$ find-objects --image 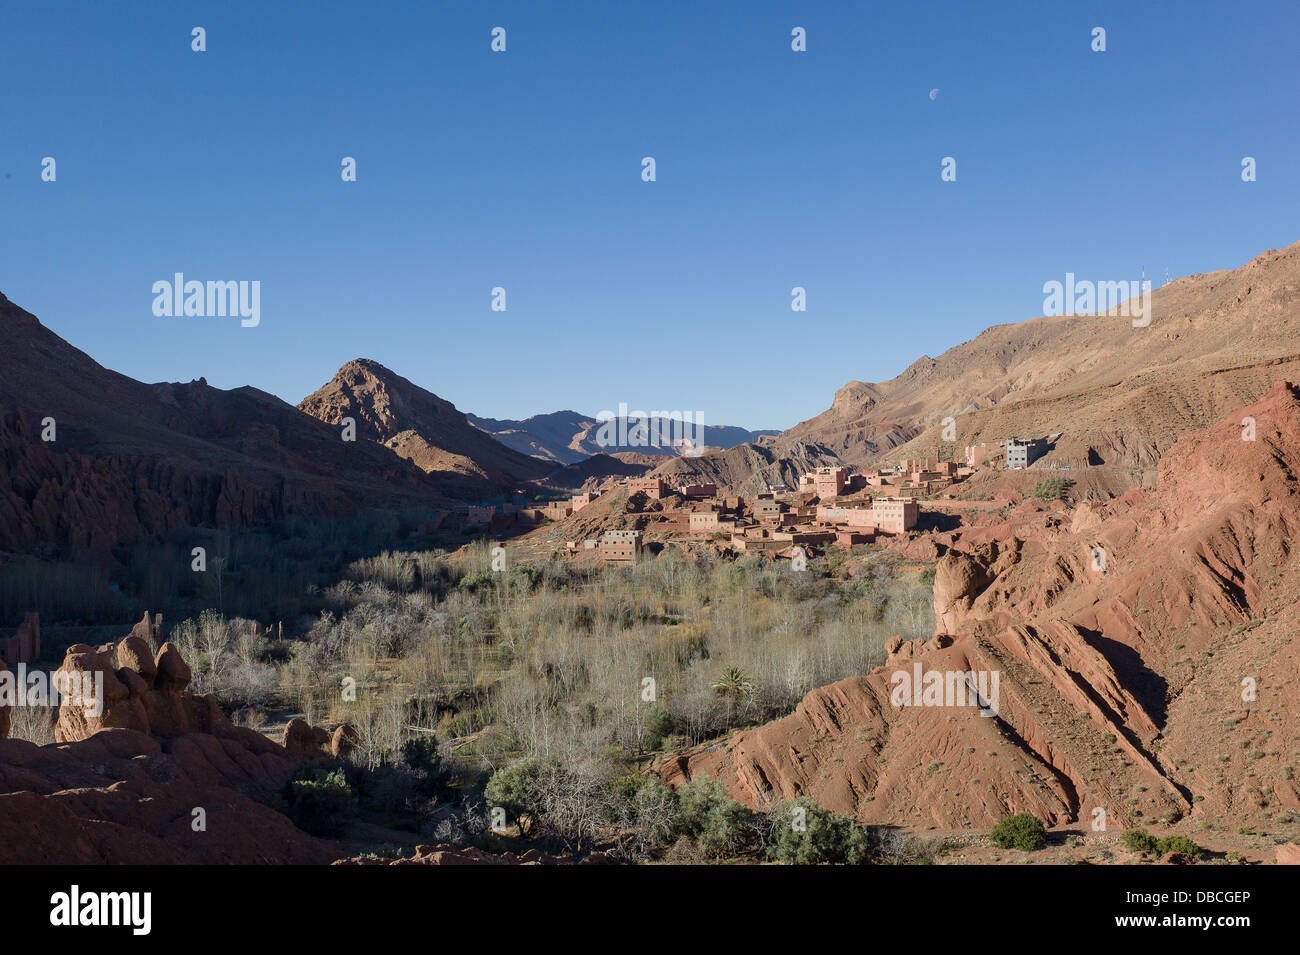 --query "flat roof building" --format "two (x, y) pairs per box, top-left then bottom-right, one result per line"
(1006, 437), (1044, 470)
